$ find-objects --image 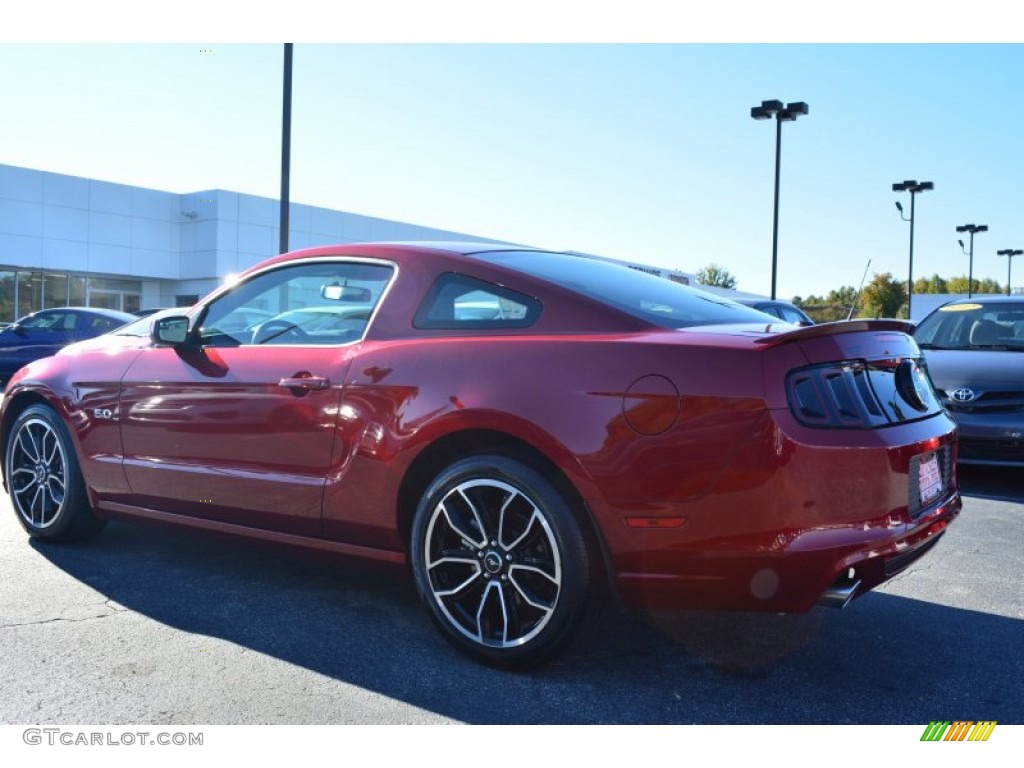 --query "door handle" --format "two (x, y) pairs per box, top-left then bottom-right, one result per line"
(278, 374), (331, 391)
